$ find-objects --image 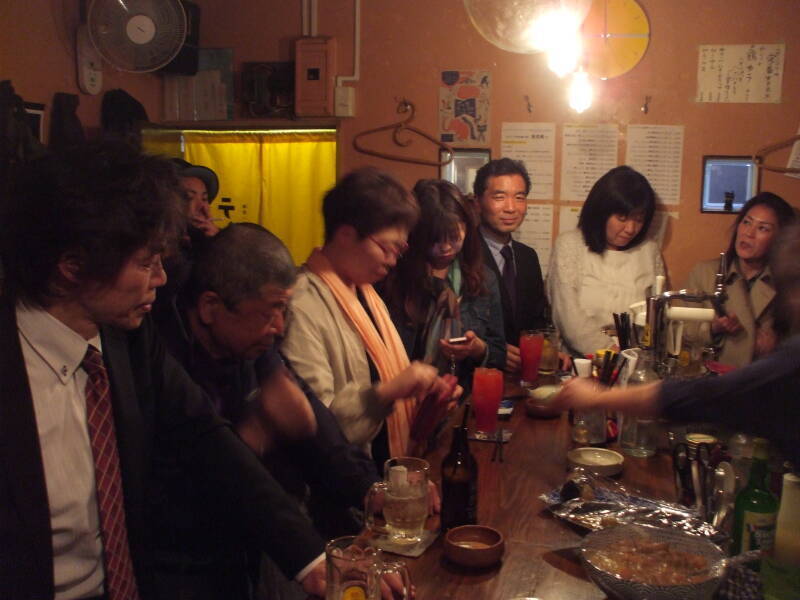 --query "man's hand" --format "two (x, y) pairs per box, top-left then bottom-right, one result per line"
(300, 560), (326, 597)
(504, 343), (521, 374)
